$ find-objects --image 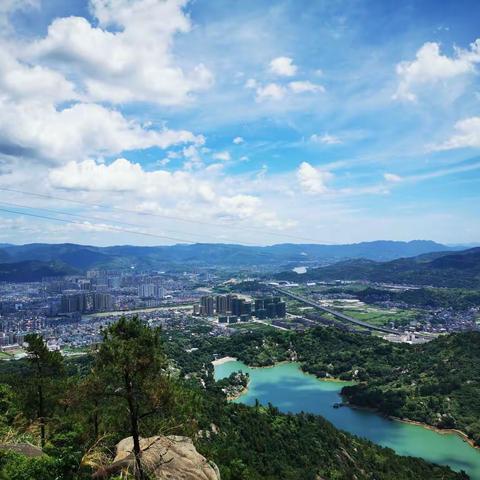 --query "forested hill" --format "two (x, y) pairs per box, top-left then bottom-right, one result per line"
(0, 319), (466, 480)
(0, 240), (455, 273)
(276, 247), (480, 287)
(183, 327), (480, 447)
(0, 260), (77, 282)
